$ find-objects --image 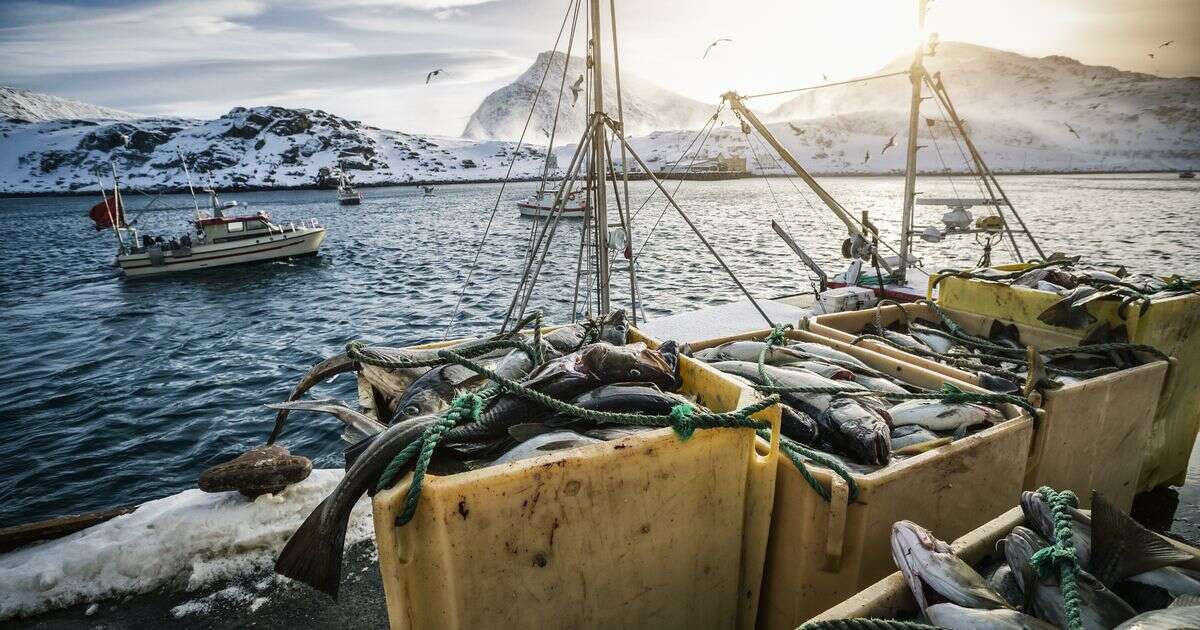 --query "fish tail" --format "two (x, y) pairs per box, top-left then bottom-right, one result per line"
(275, 496), (348, 599)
